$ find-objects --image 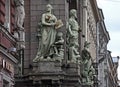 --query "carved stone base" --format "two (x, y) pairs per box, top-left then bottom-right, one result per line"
(32, 61), (62, 73)
(16, 61), (82, 87)
(65, 62), (80, 75)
